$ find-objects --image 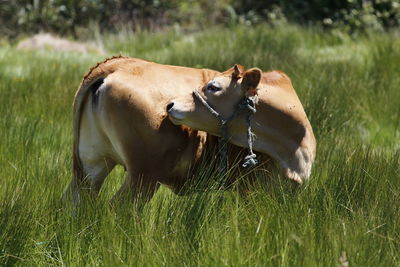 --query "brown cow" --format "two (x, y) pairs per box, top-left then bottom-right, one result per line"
(64, 56), (315, 204)
(168, 65), (316, 184)
(64, 56), (218, 204)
